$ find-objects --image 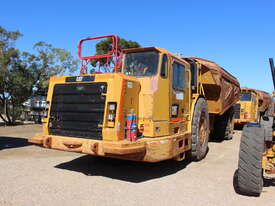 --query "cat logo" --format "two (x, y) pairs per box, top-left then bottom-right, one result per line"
(76, 76), (83, 82)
